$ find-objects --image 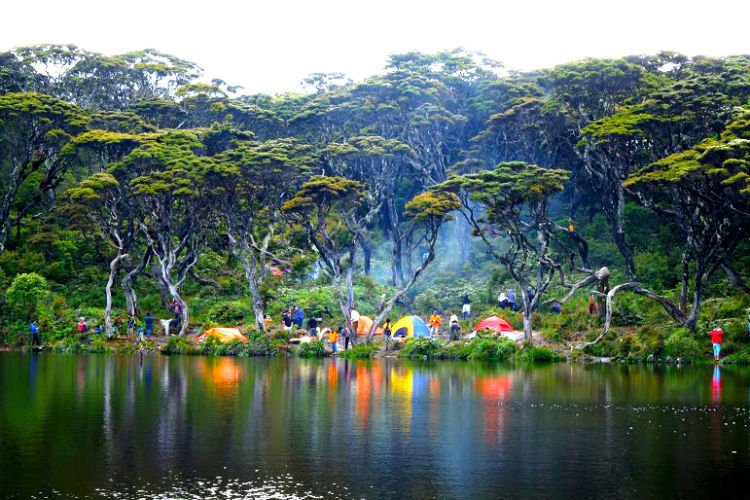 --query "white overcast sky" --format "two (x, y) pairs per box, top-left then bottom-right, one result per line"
(2, 0), (748, 95)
